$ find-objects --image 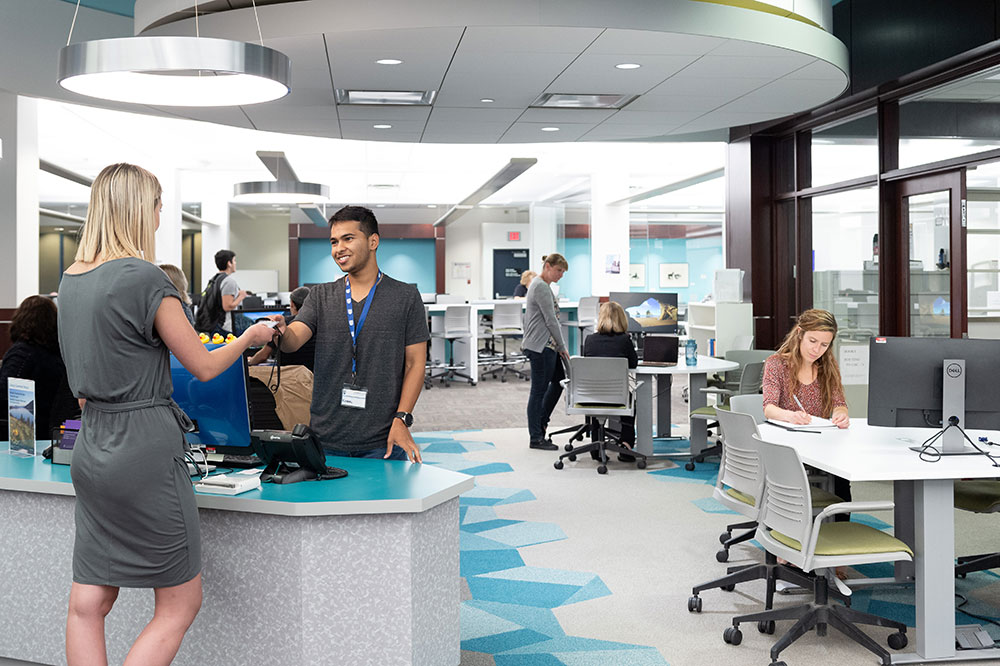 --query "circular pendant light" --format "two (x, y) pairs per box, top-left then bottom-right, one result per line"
(58, 36), (291, 107)
(233, 181), (330, 204)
